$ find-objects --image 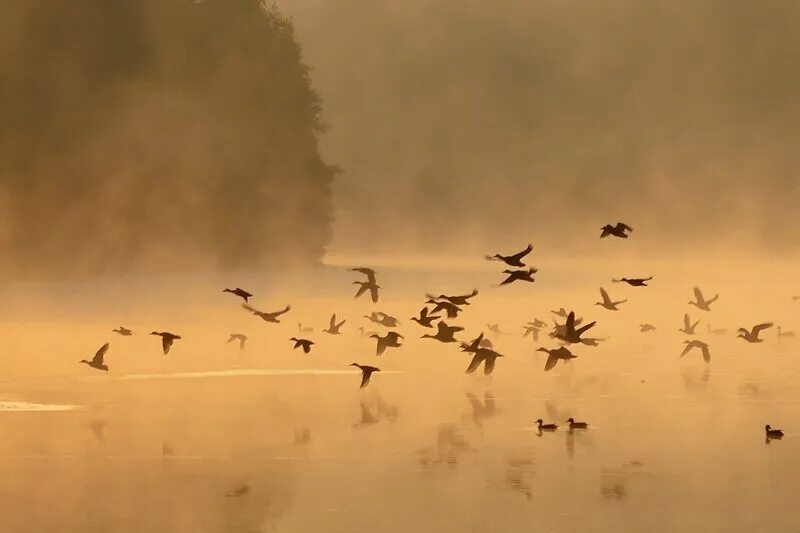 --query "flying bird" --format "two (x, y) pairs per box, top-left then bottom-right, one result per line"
(350, 363), (380, 388)
(151, 332), (181, 355)
(112, 327), (133, 336)
(411, 307), (441, 328)
(681, 340), (711, 363)
(537, 346), (577, 371)
(529, 318), (548, 328)
(465, 348), (504, 376)
(640, 324), (657, 333)
(243, 304), (291, 323)
(425, 289), (479, 306)
(737, 323), (773, 343)
(612, 277), (652, 287)
(364, 312), (400, 328)
(689, 287), (719, 312)
(289, 337), (314, 354)
(522, 325), (541, 341)
(460, 333), (485, 354)
(551, 308), (569, 318)
(351, 267), (377, 284)
(323, 314), (346, 335)
(600, 223), (633, 239)
(422, 321), (463, 343)
(370, 332), (403, 355)
(485, 243), (533, 267)
(227, 333), (248, 350)
(223, 288), (252, 302)
(556, 312), (596, 344)
(499, 268), (537, 286)
(425, 299), (463, 318)
(596, 287), (627, 311)
(679, 314), (700, 335)
(80, 343), (110, 372)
